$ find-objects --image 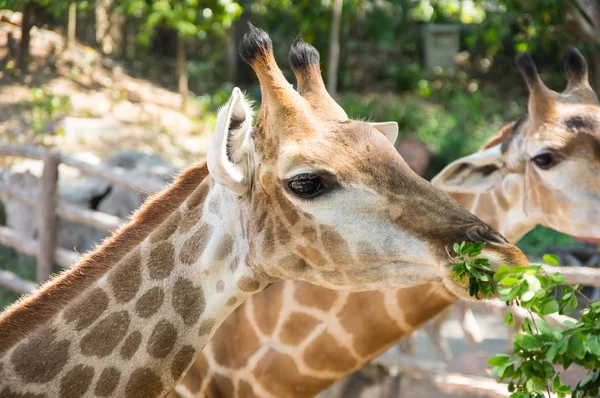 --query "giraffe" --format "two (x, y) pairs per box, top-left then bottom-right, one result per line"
(0, 26), (526, 398)
(169, 46), (600, 398)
